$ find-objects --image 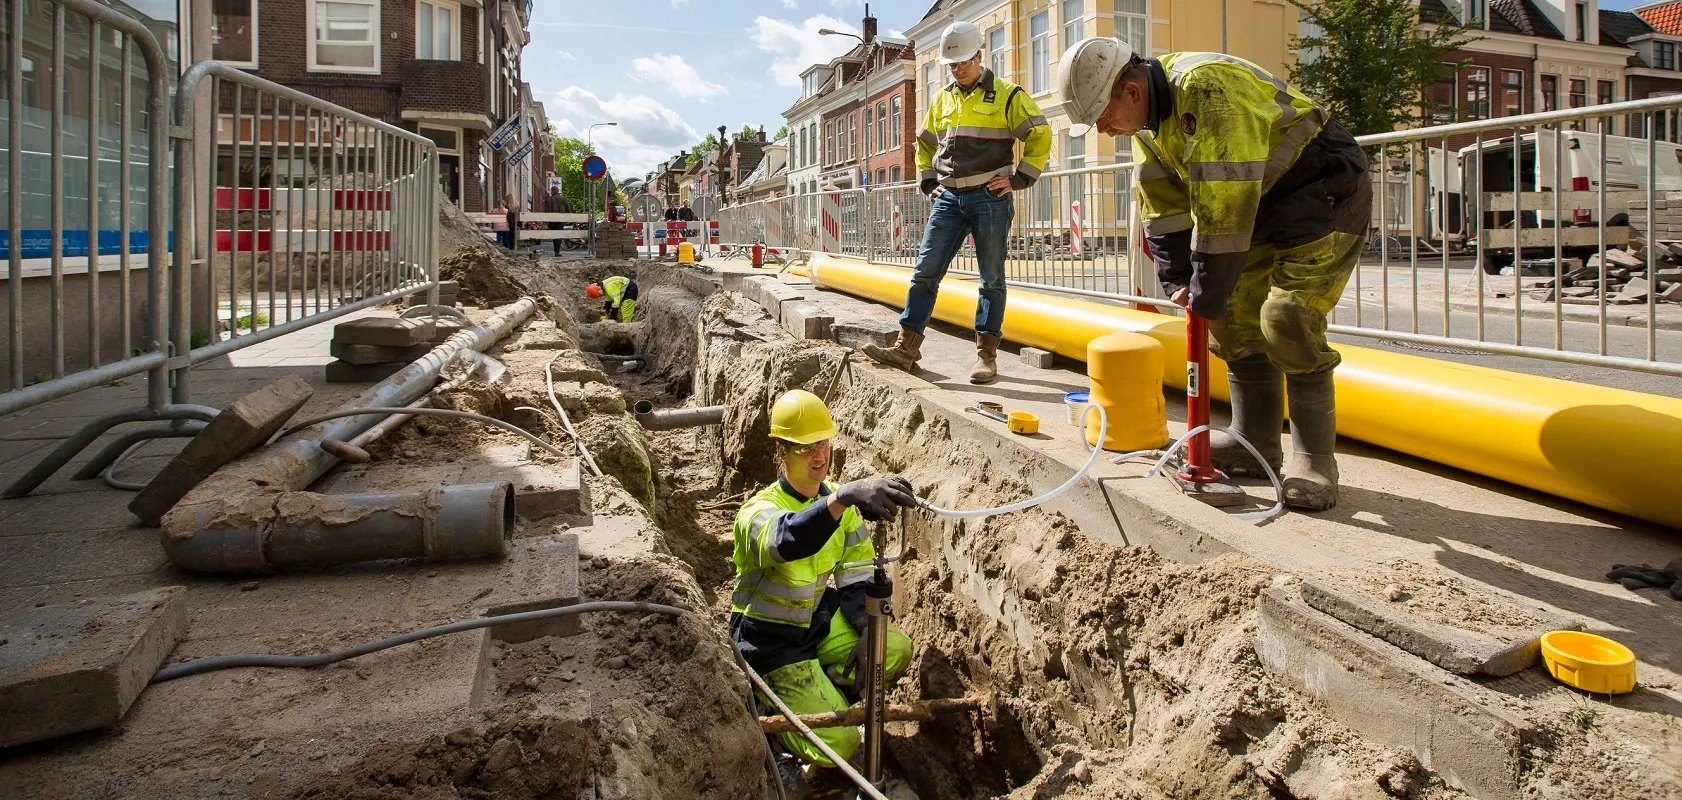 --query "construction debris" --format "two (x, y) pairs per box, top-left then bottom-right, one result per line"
(1525, 244), (1682, 305)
